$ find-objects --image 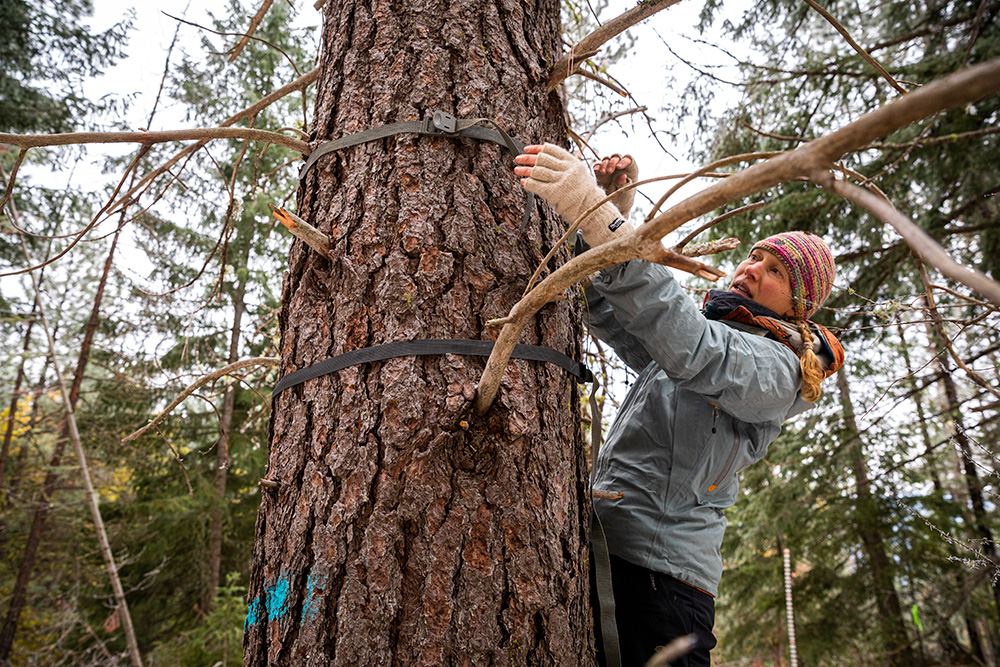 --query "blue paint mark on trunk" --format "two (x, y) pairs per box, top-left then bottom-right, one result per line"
(303, 572), (326, 620)
(245, 597), (262, 630)
(266, 576), (291, 622)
